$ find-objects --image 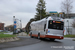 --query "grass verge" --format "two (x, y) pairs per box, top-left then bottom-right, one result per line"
(0, 32), (8, 34)
(25, 32), (29, 35)
(73, 39), (75, 41)
(0, 34), (16, 38)
(64, 35), (75, 38)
